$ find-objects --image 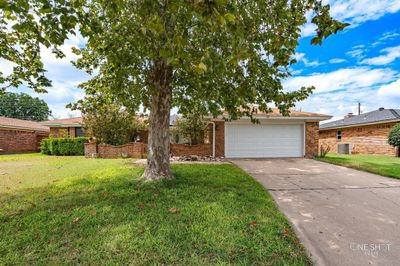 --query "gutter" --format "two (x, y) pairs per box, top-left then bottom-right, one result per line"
(206, 116), (332, 122)
(208, 122), (216, 157)
(0, 125), (49, 133)
(319, 119), (400, 131)
(41, 123), (82, 127)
